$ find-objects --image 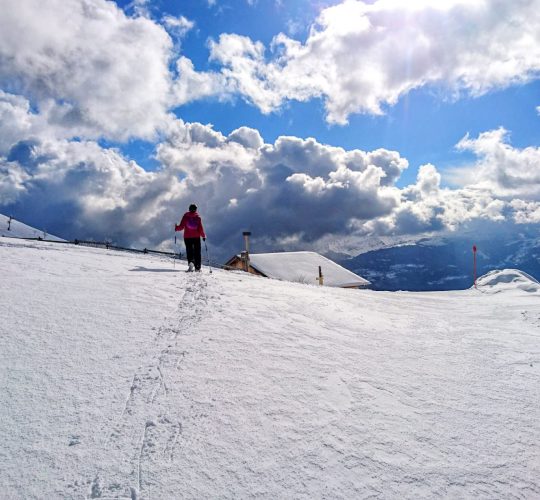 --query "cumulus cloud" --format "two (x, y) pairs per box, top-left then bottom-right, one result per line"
(163, 15), (195, 38)
(129, 0), (152, 18)
(0, 0), (175, 141)
(0, 91), (412, 256)
(0, 0), (239, 142)
(3, 0), (539, 262)
(180, 0), (540, 123)
(155, 125), (414, 248)
(227, 127), (264, 149)
(3, 0), (537, 147)
(510, 199), (540, 223)
(0, 90), (99, 147)
(451, 128), (540, 198)
(172, 57), (233, 106)
(0, 88), (538, 260)
(0, 160), (30, 206)
(357, 162), (507, 238)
